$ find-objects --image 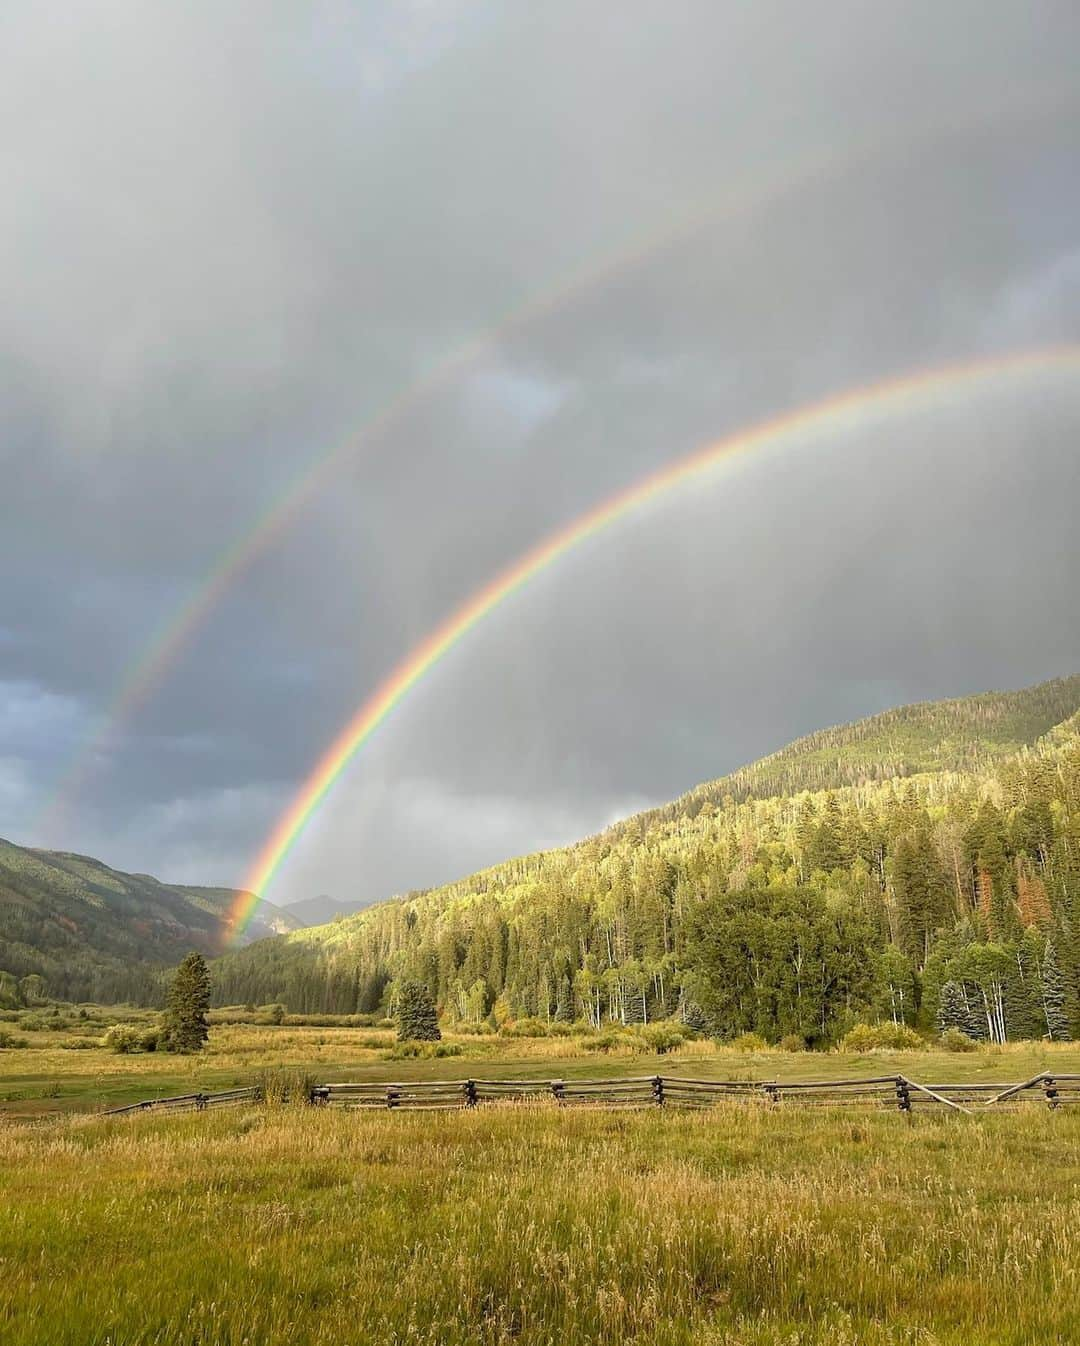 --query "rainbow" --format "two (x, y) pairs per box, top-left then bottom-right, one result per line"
(38, 143), (838, 840)
(41, 86), (1063, 841)
(229, 343), (1080, 935)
